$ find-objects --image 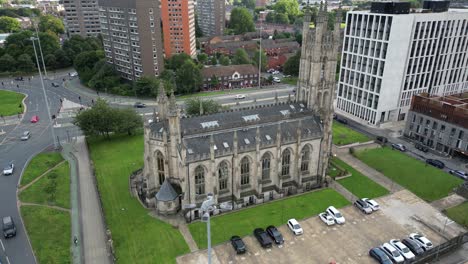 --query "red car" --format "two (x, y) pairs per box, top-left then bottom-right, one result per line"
(30, 115), (39, 123)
